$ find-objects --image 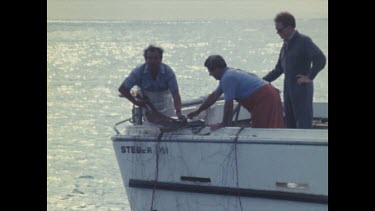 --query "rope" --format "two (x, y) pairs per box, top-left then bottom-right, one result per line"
(150, 131), (164, 211)
(233, 127), (244, 211)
